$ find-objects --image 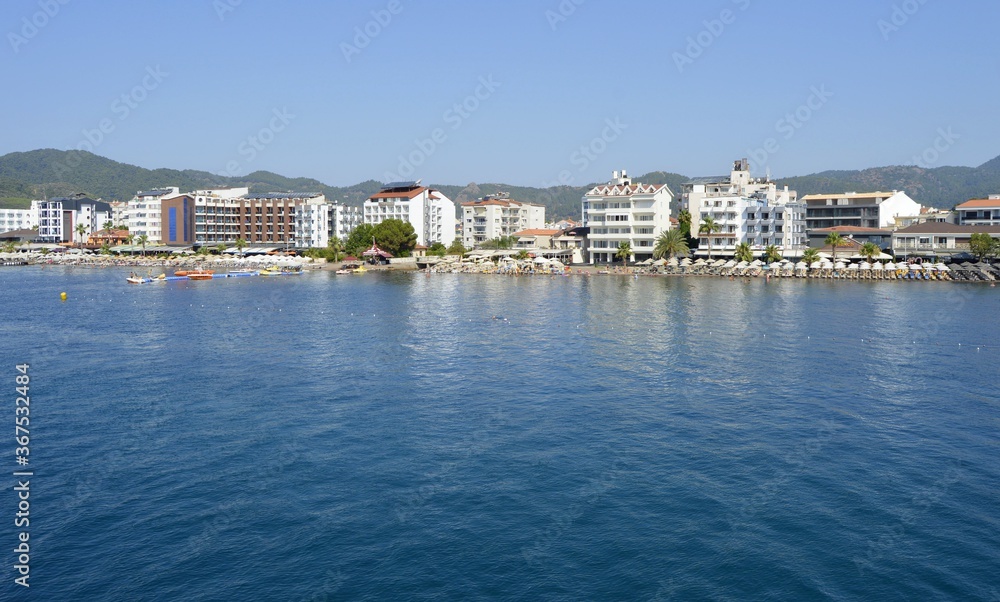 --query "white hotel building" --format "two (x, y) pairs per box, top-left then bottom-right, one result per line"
(461, 194), (545, 249)
(33, 197), (113, 244)
(684, 159), (806, 257)
(293, 201), (362, 249)
(582, 170), (673, 264)
(126, 187), (180, 244)
(0, 208), (37, 233)
(364, 181), (456, 247)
